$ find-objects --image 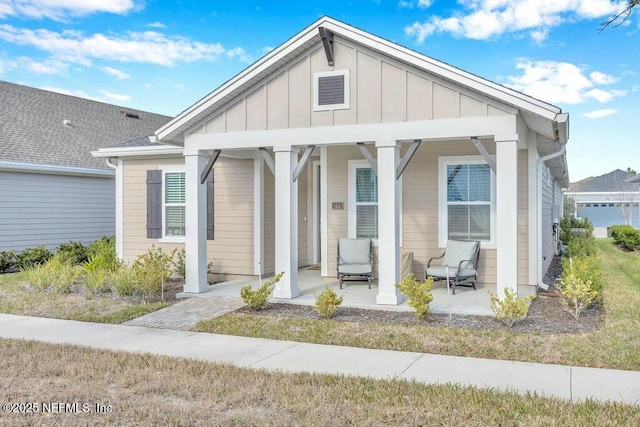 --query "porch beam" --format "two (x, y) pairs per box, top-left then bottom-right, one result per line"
(470, 137), (496, 173)
(357, 143), (377, 175)
(293, 145), (315, 182)
(396, 139), (421, 179)
(259, 147), (275, 176)
(185, 115), (518, 154)
(200, 149), (221, 184)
